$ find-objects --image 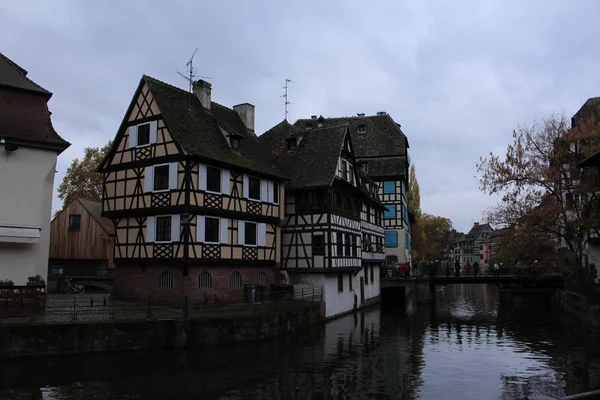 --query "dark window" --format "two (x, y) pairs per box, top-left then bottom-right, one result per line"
(207, 167), (221, 192)
(156, 216), (172, 242)
(348, 273), (353, 291)
(366, 206), (371, 223)
(245, 222), (257, 245)
(205, 217), (219, 243)
(337, 232), (343, 256)
(335, 191), (342, 208)
(370, 265), (374, 283)
(343, 196), (351, 213)
(249, 177), (261, 200)
(313, 234), (325, 255)
(357, 125), (366, 133)
(287, 138), (297, 149)
(231, 137), (239, 149)
(273, 182), (279, 203)
(338, 273), (343, 292)
(349, 165), (355, 184)
(359, 162), (368, 173)
(345, 233), (350, 256)
(257, 272), (268, 286)
(341, 161), (348, 180)
(154, 165), (170, 191)
(353, 200), (360, 218)
(230, 271), (242, 287)
(352, 236), (357, 257)
(199, 272), (212, 289)
(158, 271), (173, 289)
(137, 123), (150, 146)
(68, 214), (81, 231)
